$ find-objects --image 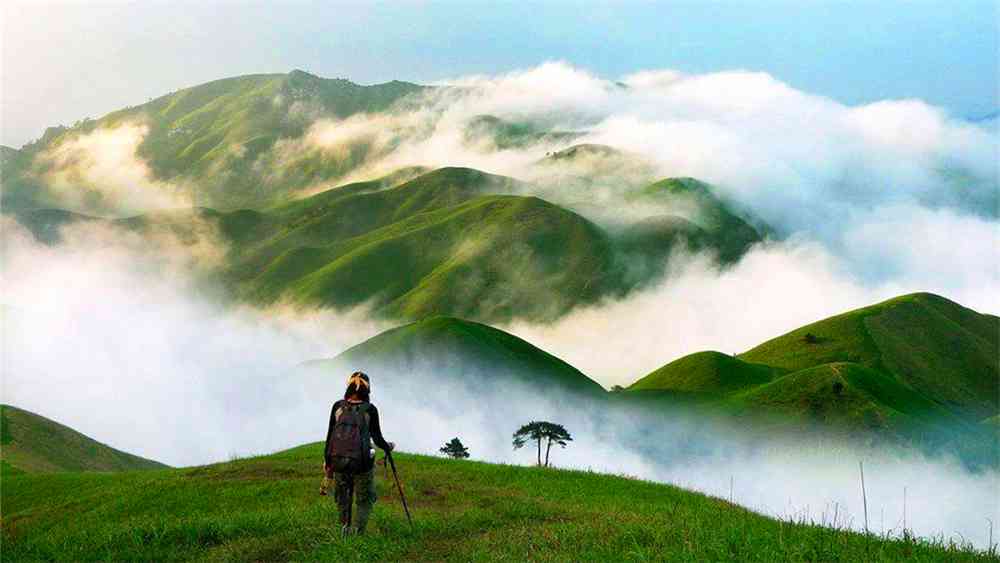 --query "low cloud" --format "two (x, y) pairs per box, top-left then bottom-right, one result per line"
(506, 207), (997, 386)
(32, 122), (191, 215)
